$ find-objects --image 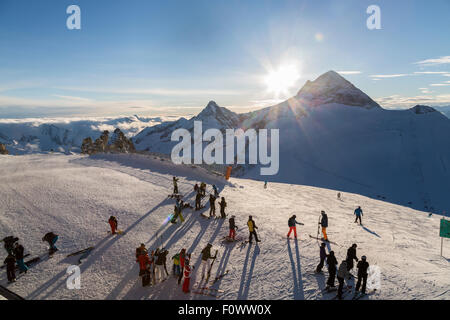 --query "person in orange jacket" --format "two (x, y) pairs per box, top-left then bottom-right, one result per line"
(182, 254), (193, 293)
(137, 250), (152, 287)
(108, 216), (118, 235)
